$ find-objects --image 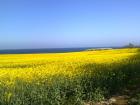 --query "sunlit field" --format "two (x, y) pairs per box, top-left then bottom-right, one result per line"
(0, 48), (140, 105)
